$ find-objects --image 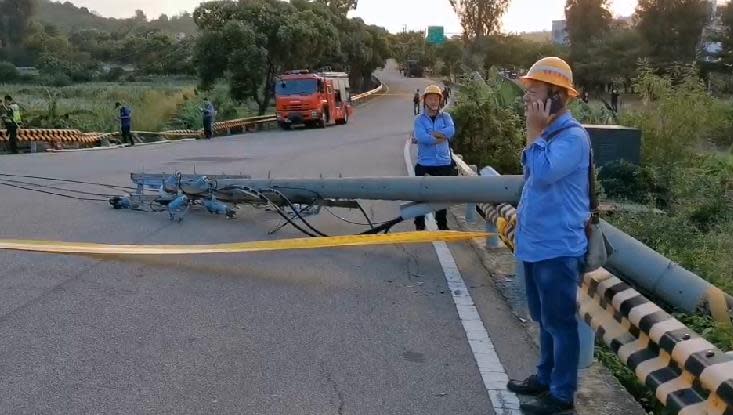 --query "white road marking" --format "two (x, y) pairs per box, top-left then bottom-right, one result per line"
(404, 138), (522, 414)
